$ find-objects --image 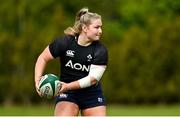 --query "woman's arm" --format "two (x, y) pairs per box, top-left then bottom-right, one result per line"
(58, 65), (107, 93)
(34, 46), (54, 95)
